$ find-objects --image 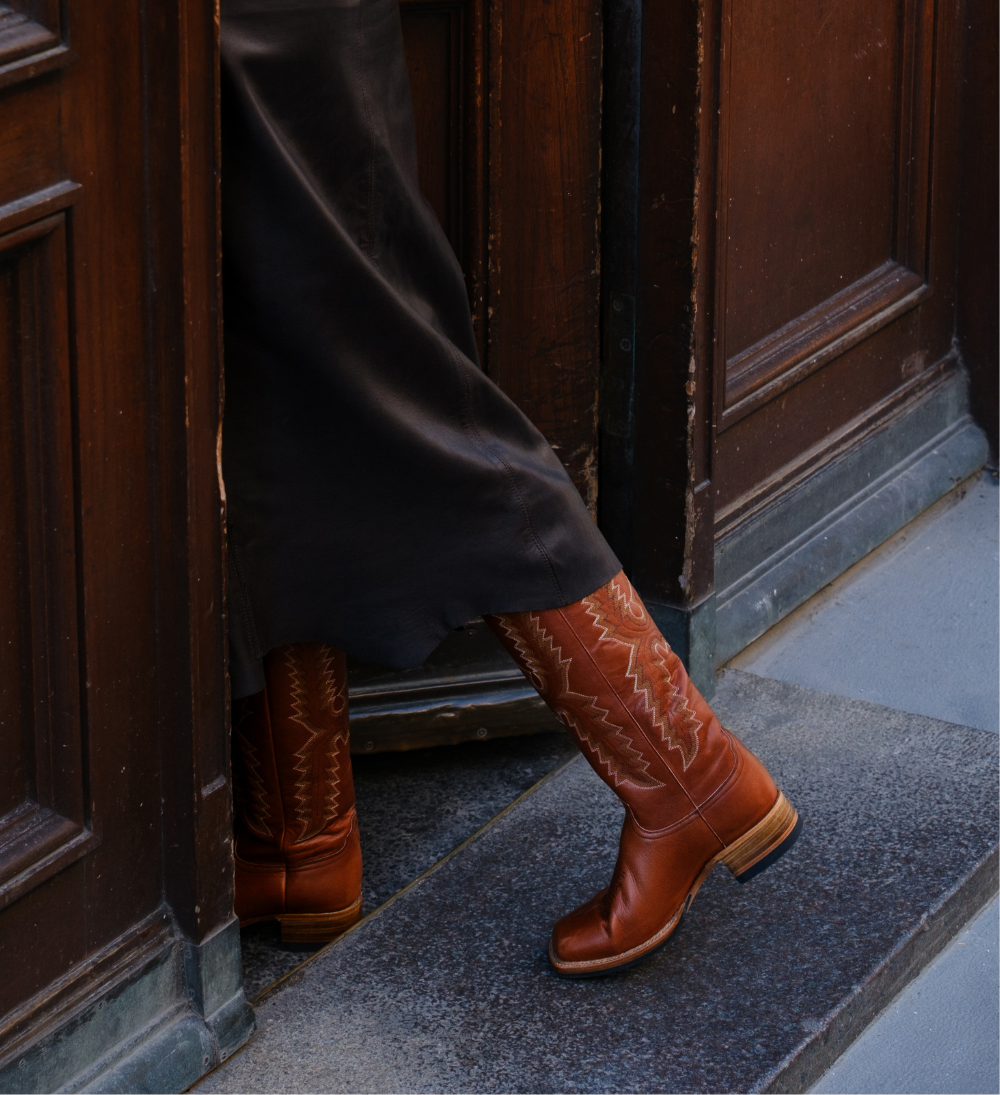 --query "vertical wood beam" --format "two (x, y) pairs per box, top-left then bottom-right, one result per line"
(601, 0), (719, 691)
